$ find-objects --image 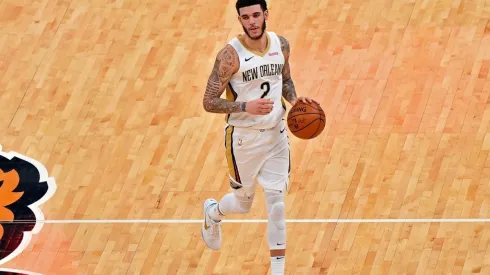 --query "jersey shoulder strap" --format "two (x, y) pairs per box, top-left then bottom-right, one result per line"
(267, 32), (280, 45)
(227, 36), (247, 57)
